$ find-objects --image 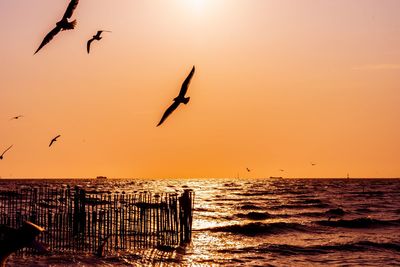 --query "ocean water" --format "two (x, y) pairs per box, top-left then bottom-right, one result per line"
(2, 178), (400, 266)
